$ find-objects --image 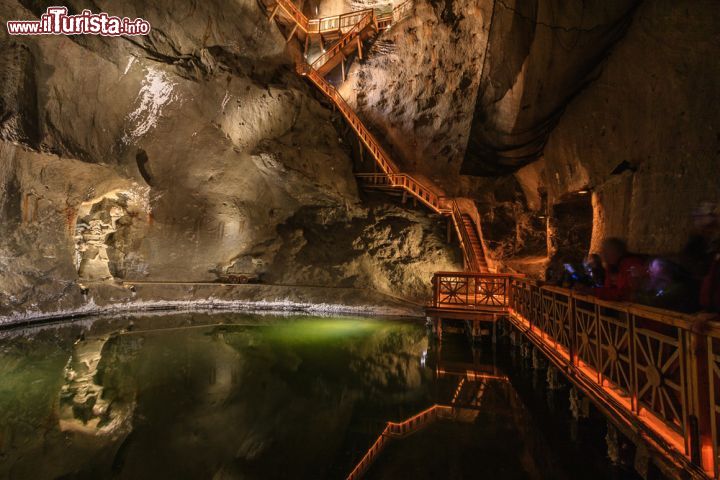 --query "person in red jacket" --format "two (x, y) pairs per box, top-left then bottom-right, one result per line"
(593, 238), (647, 301)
